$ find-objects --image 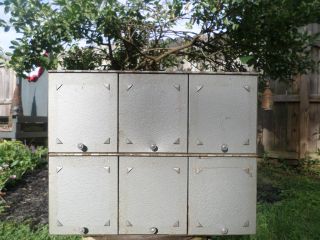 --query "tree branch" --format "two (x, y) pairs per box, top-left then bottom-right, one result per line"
(120, 36), (157, 62)
(153, 35), (201, 62)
